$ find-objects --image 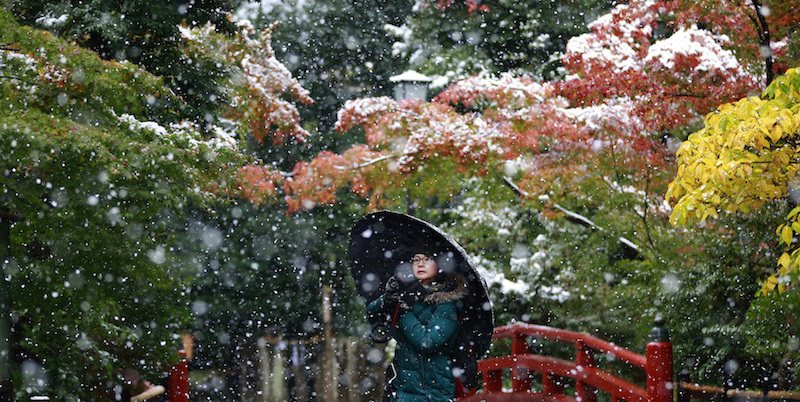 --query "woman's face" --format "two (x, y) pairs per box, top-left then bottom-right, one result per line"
(412, 253), (438, 285)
